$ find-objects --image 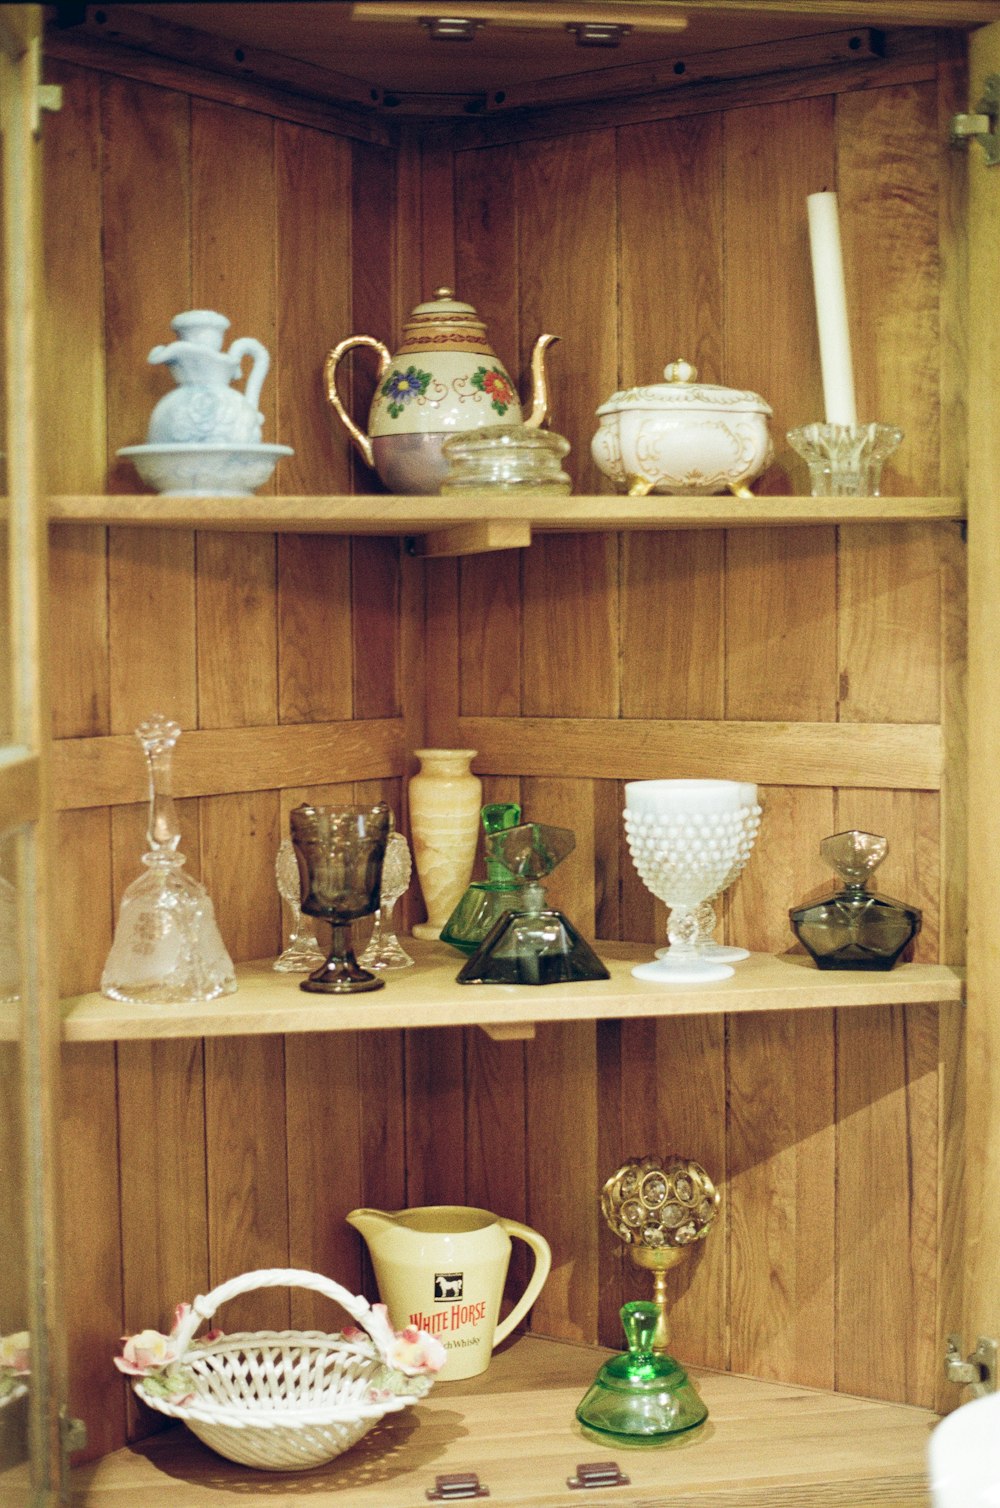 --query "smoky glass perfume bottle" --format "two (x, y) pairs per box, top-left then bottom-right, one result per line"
(789, 830), (921, 971)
